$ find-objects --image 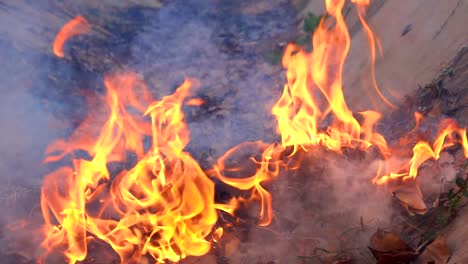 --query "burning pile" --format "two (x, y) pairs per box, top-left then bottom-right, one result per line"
(34, 0), (468, 263)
